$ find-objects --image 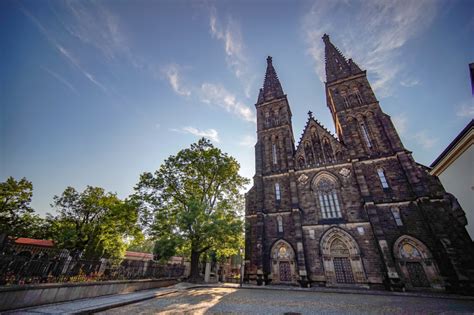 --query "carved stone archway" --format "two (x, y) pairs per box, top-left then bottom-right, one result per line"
(270, 239), (297, 284)
(393, 235), (444, 290)
(320, 227), (367, 286)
